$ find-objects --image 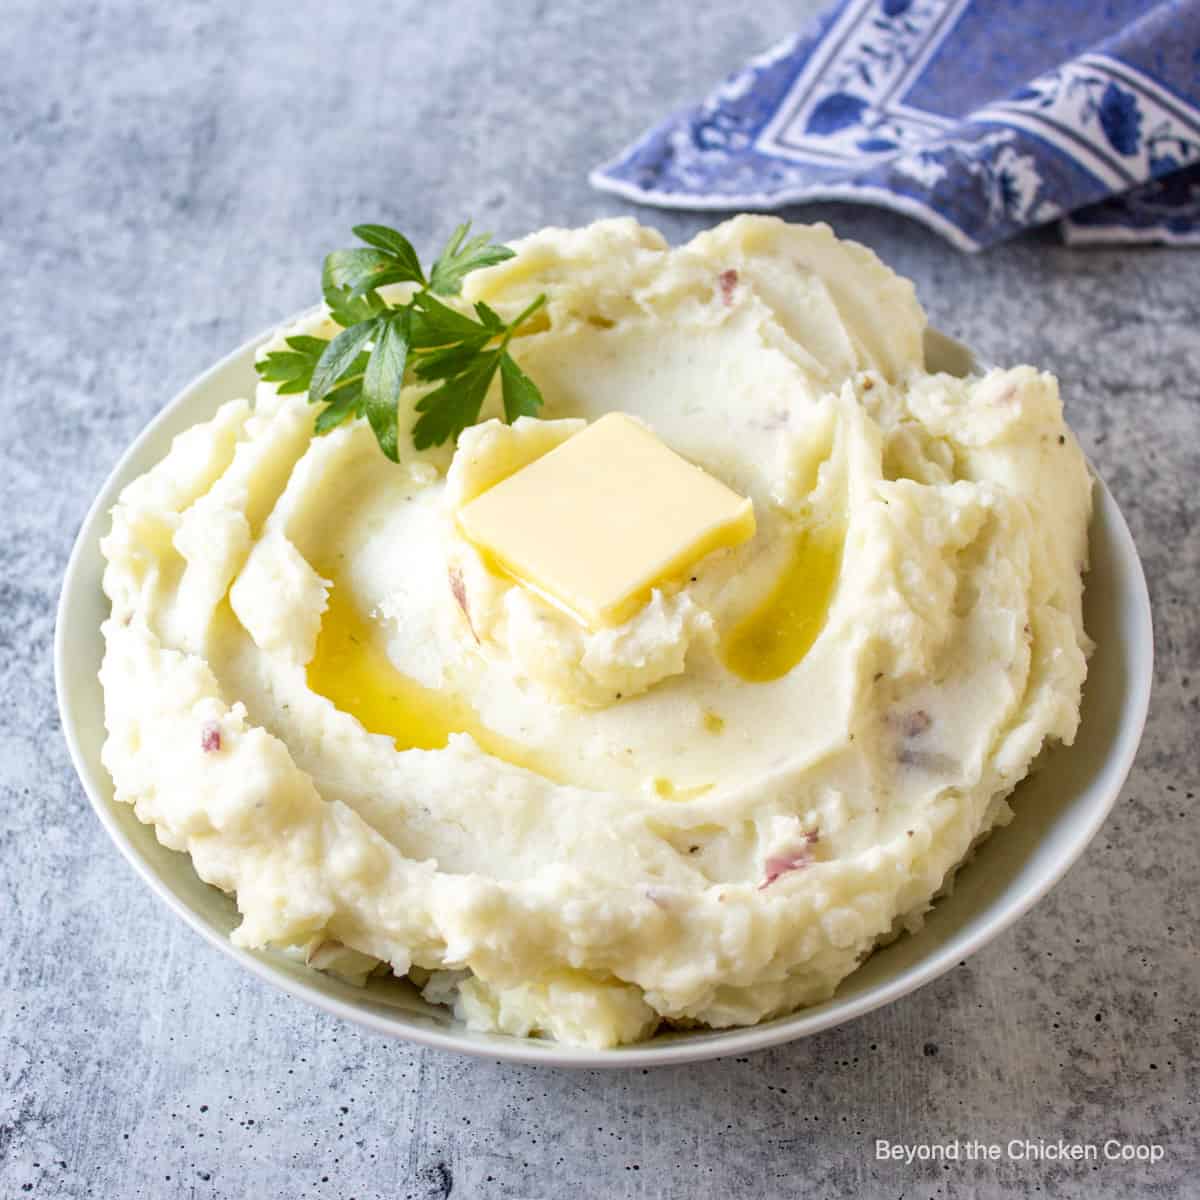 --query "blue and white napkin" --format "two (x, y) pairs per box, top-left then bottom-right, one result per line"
(591, 0), (1200, 250)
